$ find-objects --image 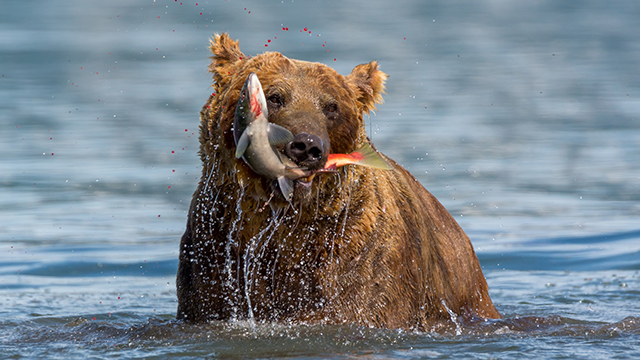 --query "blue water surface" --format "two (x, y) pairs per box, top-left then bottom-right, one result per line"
(1, 0), (639, 358)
